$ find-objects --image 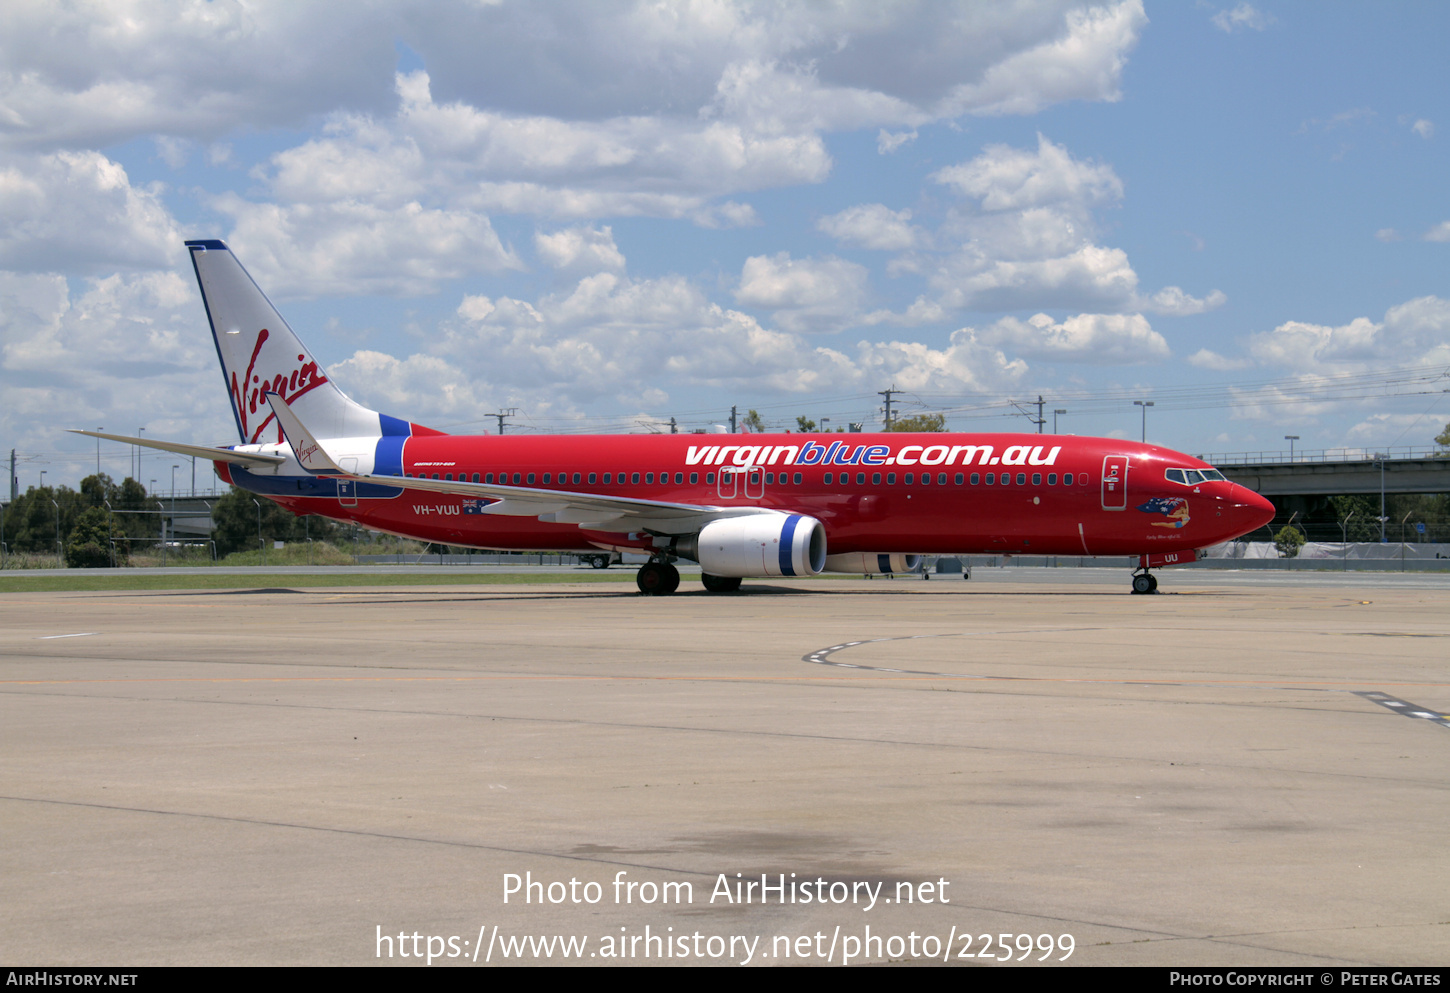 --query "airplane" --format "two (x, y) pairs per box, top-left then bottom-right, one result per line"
(72, 240), (1276, 595)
